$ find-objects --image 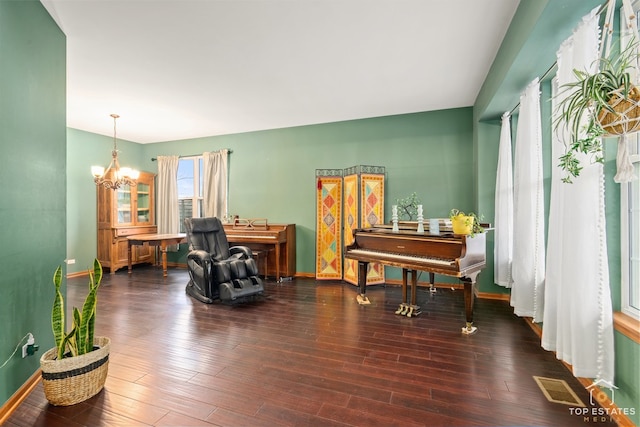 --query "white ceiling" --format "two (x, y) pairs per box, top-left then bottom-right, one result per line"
(41, 0), (519, 144)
